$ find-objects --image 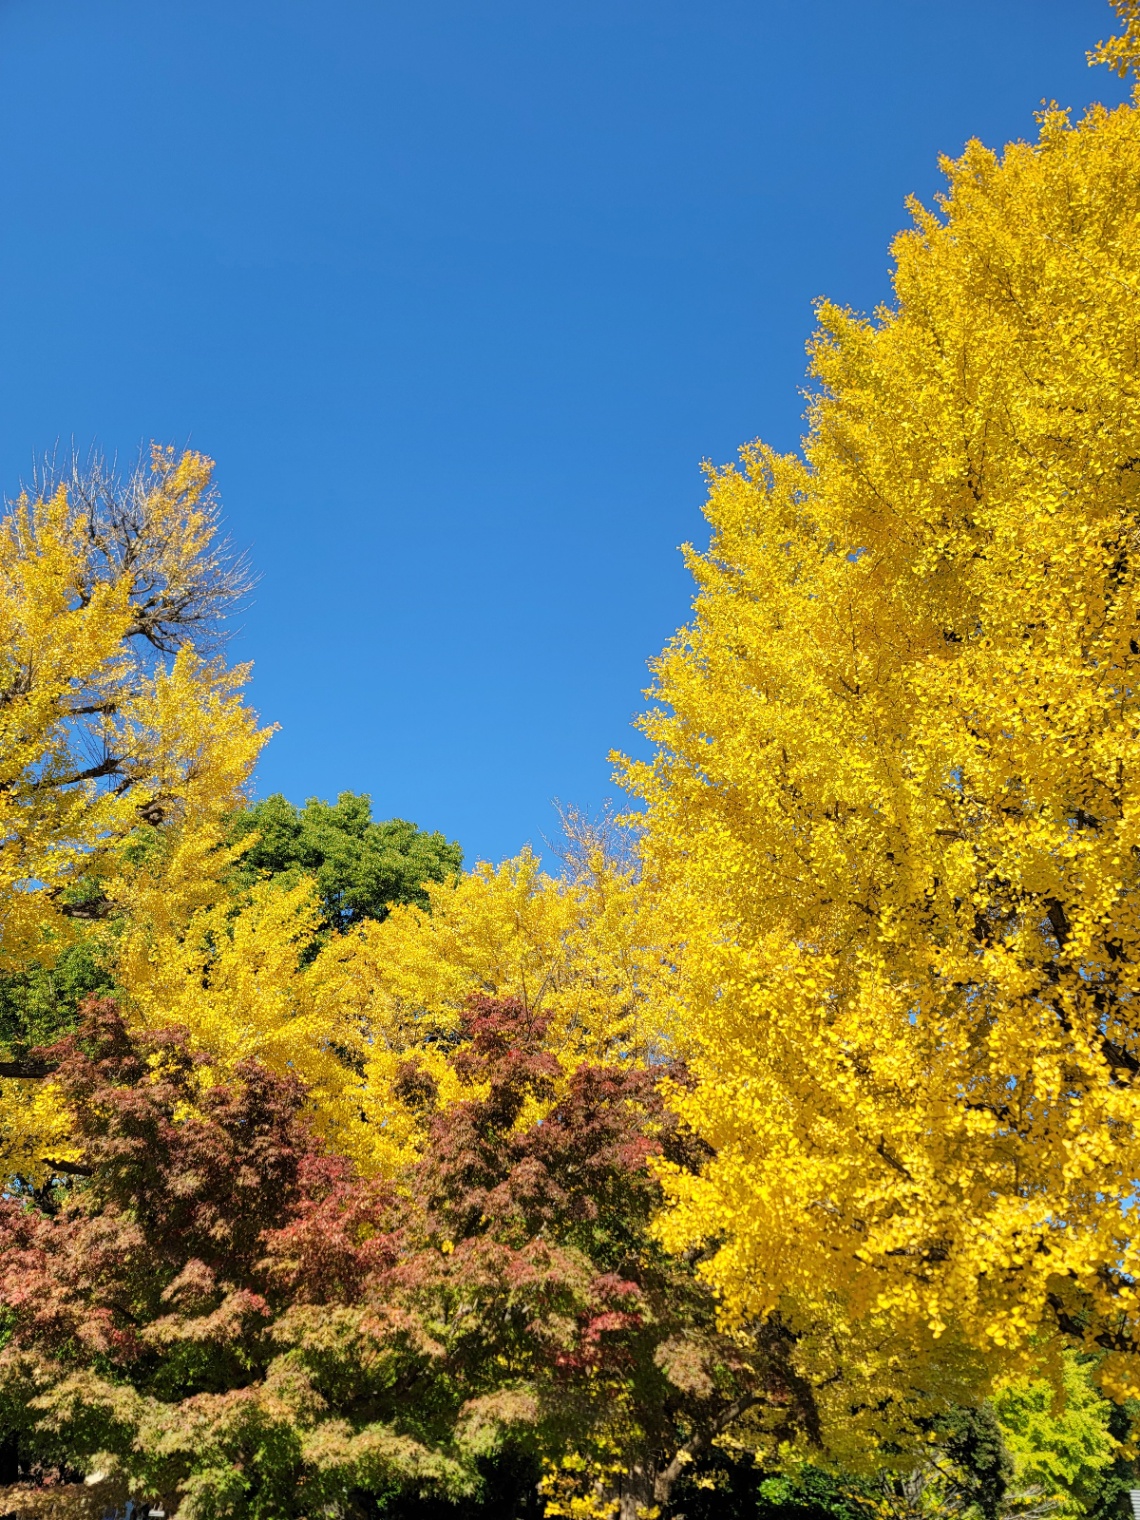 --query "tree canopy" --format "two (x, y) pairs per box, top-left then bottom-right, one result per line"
(226, 792), (462, 934)
(622, 38), (1140, 1428)
(6, 7), (1140, 1517)
(0, 997), (764, 1520)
